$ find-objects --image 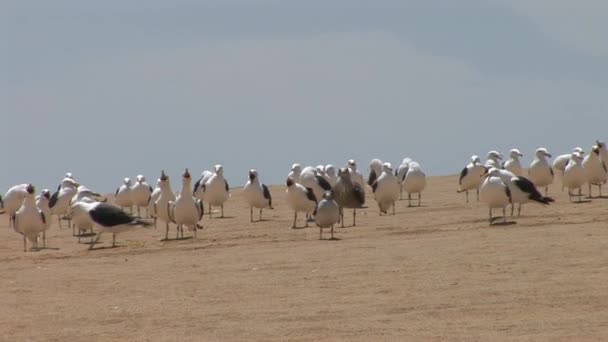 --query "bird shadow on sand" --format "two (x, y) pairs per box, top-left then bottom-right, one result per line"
(38, 246), (60, 251)
(490, 220), (517, 227)
(87, 245), (123, 251)
(320, 237), (341, 241)
(160, 236), (194, 242)
(570, 199), (593, 204)
(210, 216), (235, 220)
